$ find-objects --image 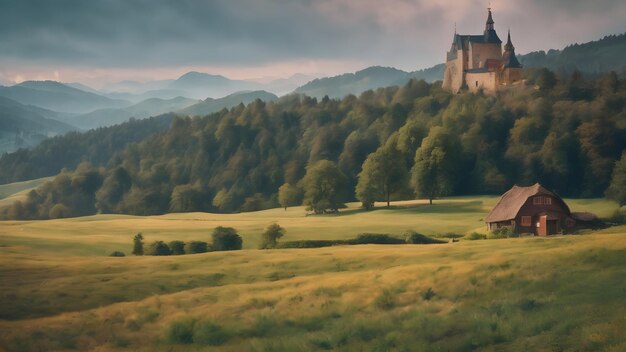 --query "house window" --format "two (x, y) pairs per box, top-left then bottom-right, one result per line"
(545, 197), (552, 205)
(521, 216), (531, 226)
(533, 197), (544, 205)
